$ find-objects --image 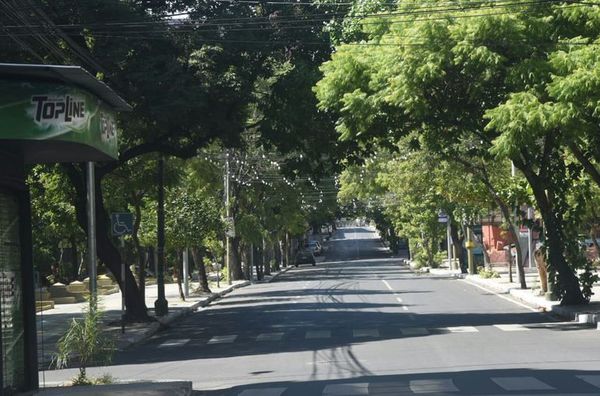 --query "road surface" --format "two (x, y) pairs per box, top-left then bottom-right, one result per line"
(44, 227), (600, 395)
